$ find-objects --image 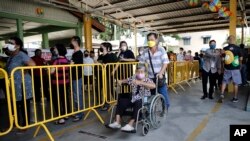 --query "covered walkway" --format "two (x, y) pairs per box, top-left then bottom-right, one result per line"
(0, 82), (249, 141)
